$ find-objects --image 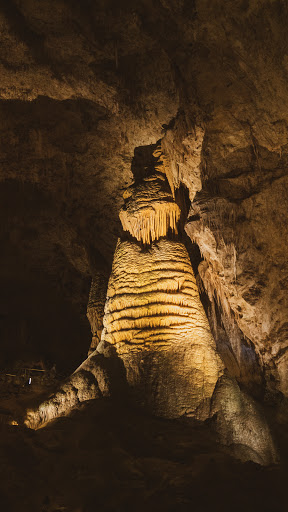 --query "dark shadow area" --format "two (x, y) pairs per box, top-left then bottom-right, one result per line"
(0, 276), (90, 374)
(175, 182), (191, 236)
(0, 180), (91, 375)
(0, 399), (286, 512)
(131, 144), (158, 182)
